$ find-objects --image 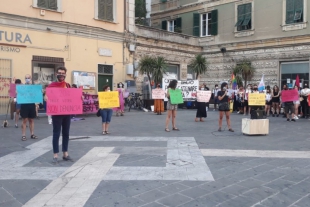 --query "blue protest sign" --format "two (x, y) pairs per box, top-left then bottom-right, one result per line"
(16, 85), (43, 104)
